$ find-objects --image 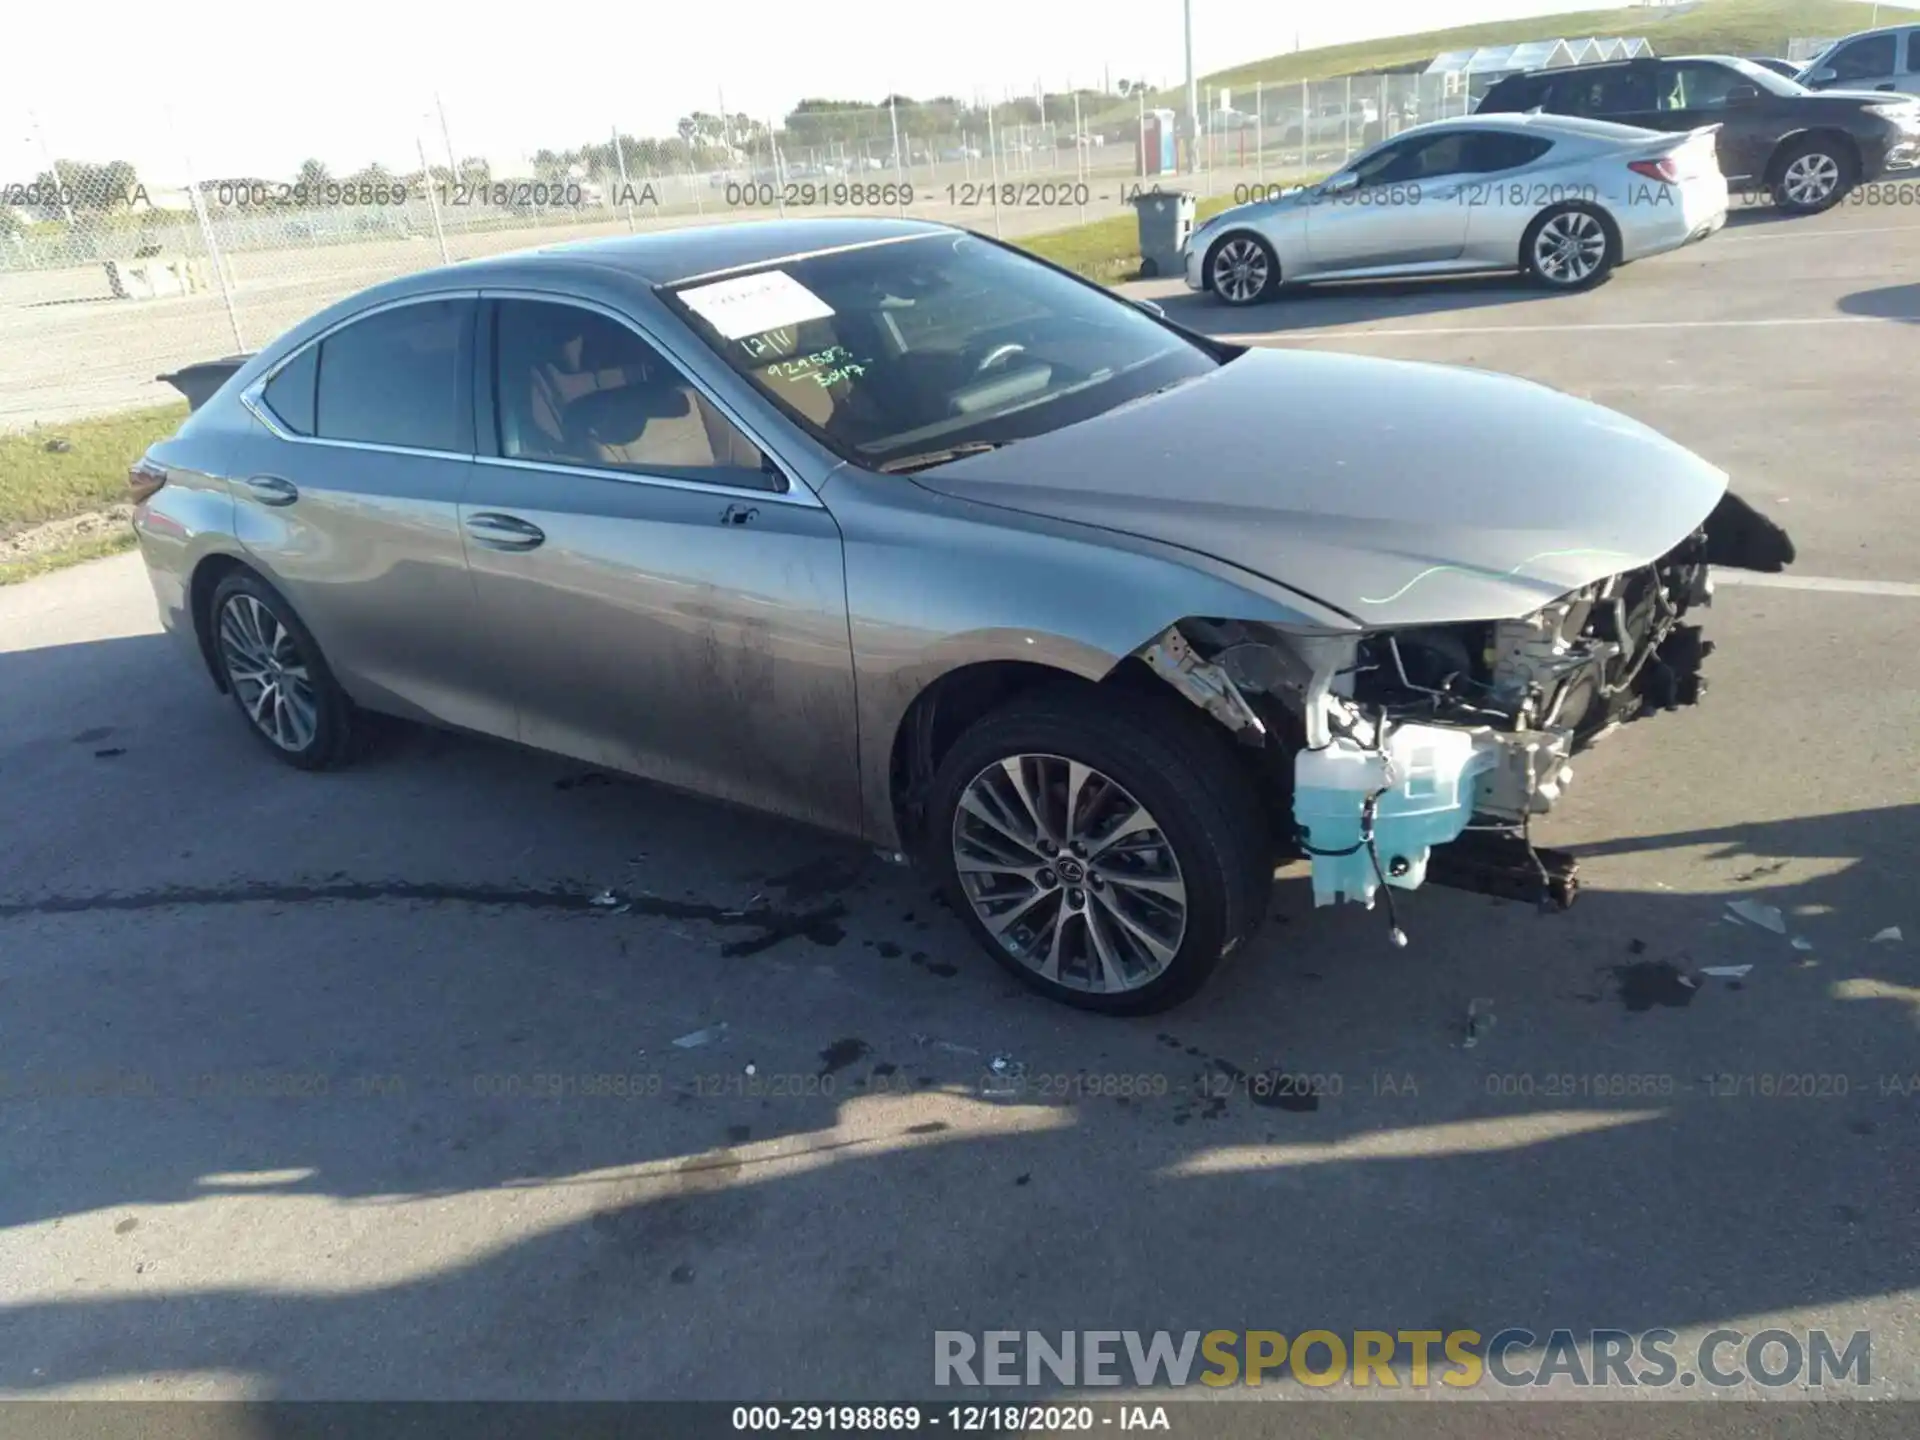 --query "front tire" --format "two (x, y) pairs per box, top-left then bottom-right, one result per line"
(210, 571), (361, 770)
(1205, 231), (1280, 306)
(1522, 203), (1617, 291)
(1771, 137), (1854, 214)
(928, 689), (1272, 1014)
